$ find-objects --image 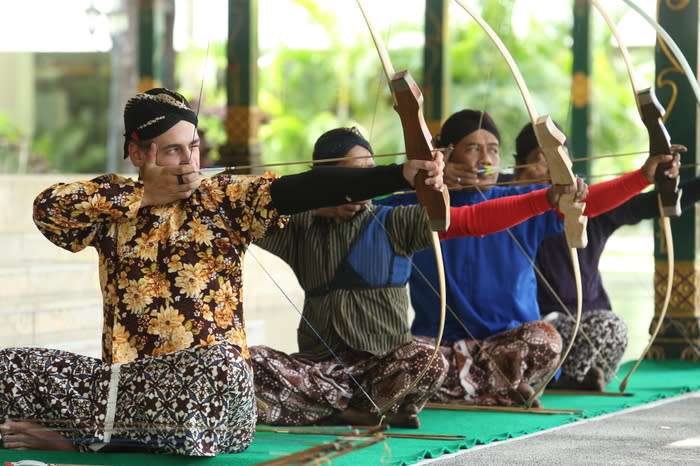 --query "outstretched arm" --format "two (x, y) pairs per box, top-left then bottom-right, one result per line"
(626, 175), (700, 220)
(440, 188), (552, 239)
(584, 151), (681, 218)
(271, 155), (444, 215)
